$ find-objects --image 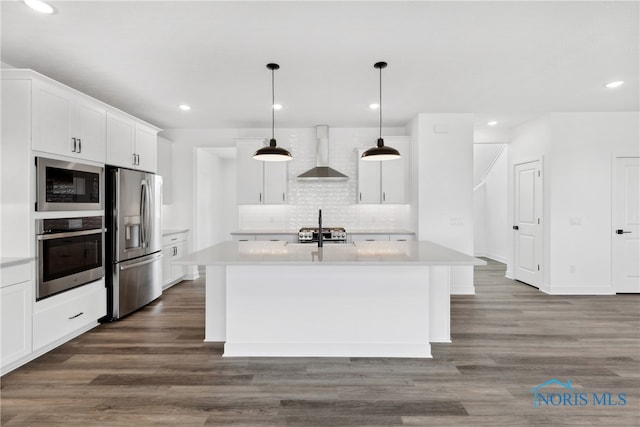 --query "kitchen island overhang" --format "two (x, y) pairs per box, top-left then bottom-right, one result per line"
(176, 241), (485, 358)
